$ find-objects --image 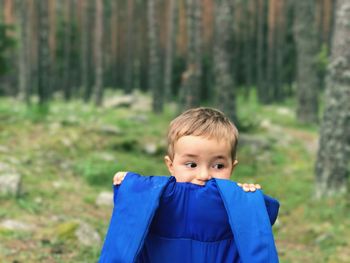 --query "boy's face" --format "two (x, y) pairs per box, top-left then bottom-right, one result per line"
(164, 135), (238, 185)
